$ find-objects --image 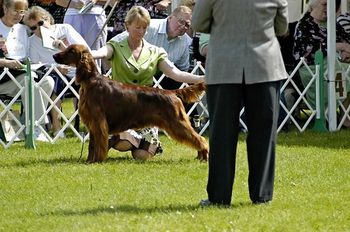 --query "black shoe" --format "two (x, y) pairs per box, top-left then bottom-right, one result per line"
(199, 199), (230, 207)
(199, 199), (212, 207)
(252, 200), (271, 205)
